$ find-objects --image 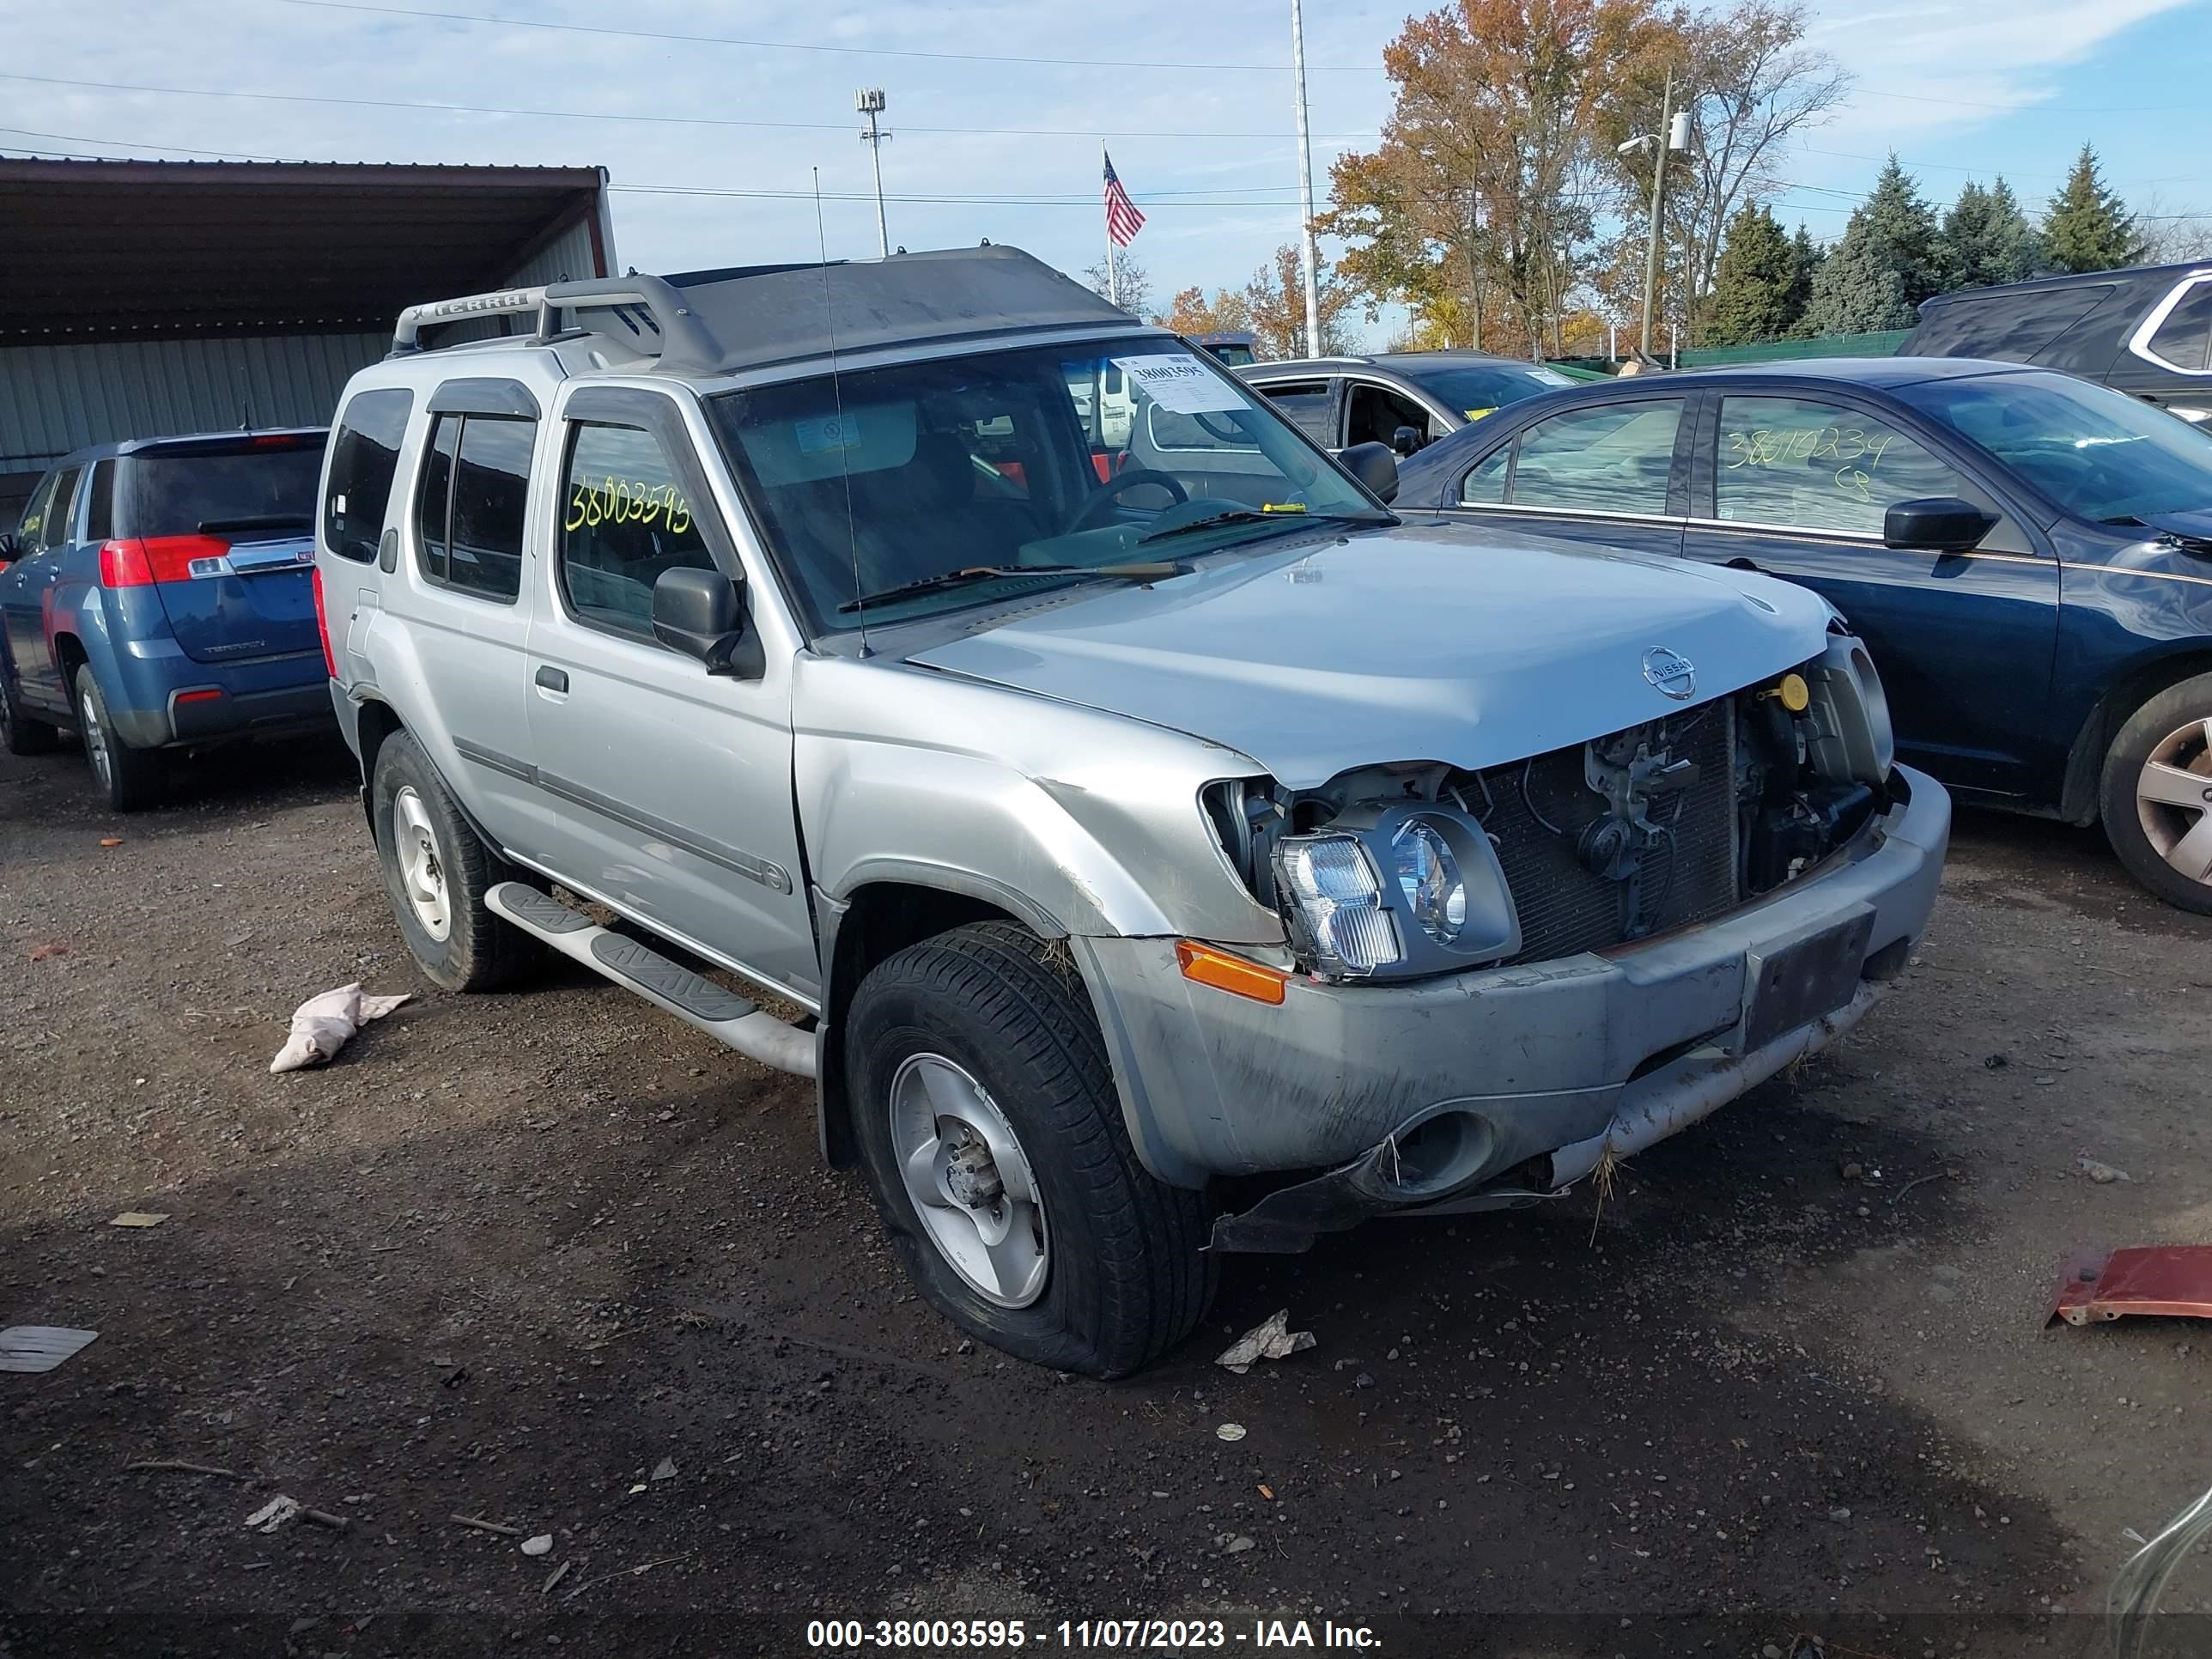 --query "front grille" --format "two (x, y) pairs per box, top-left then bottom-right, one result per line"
(1468, 700), (1739, 965)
